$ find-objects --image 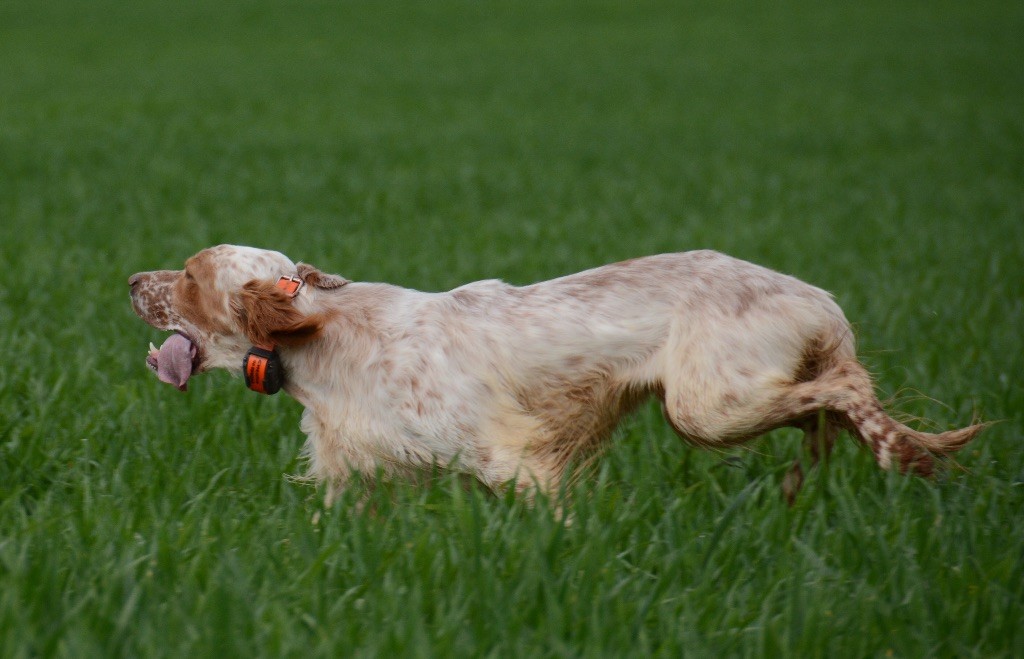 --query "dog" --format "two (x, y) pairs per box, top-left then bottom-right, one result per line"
(129, 245), (983, 503)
